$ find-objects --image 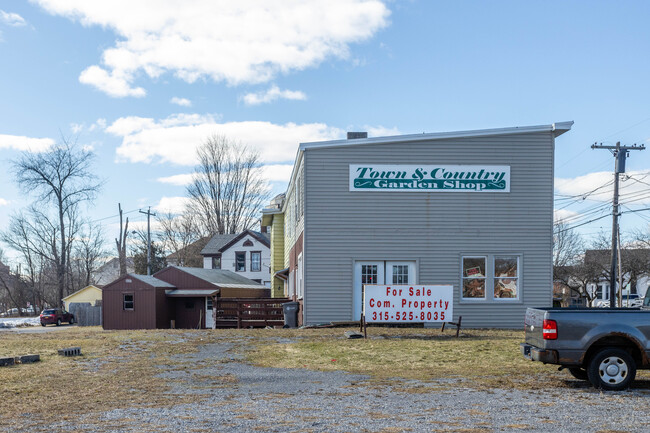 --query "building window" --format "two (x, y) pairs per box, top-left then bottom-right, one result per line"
(123, 294), (134, 310)
(362, 265), (378, 285)
(235, 252), (246, 272)
(243, 239), (254, 247)
(212, 256), (221, 269)
(494, 256), (518, 299)
(462, 257), (486, 299)
(461, 255), (521, 301)
(392, 265), (409, 284)
(207, 298), (213, 310)
(251, 251), (261, 271)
